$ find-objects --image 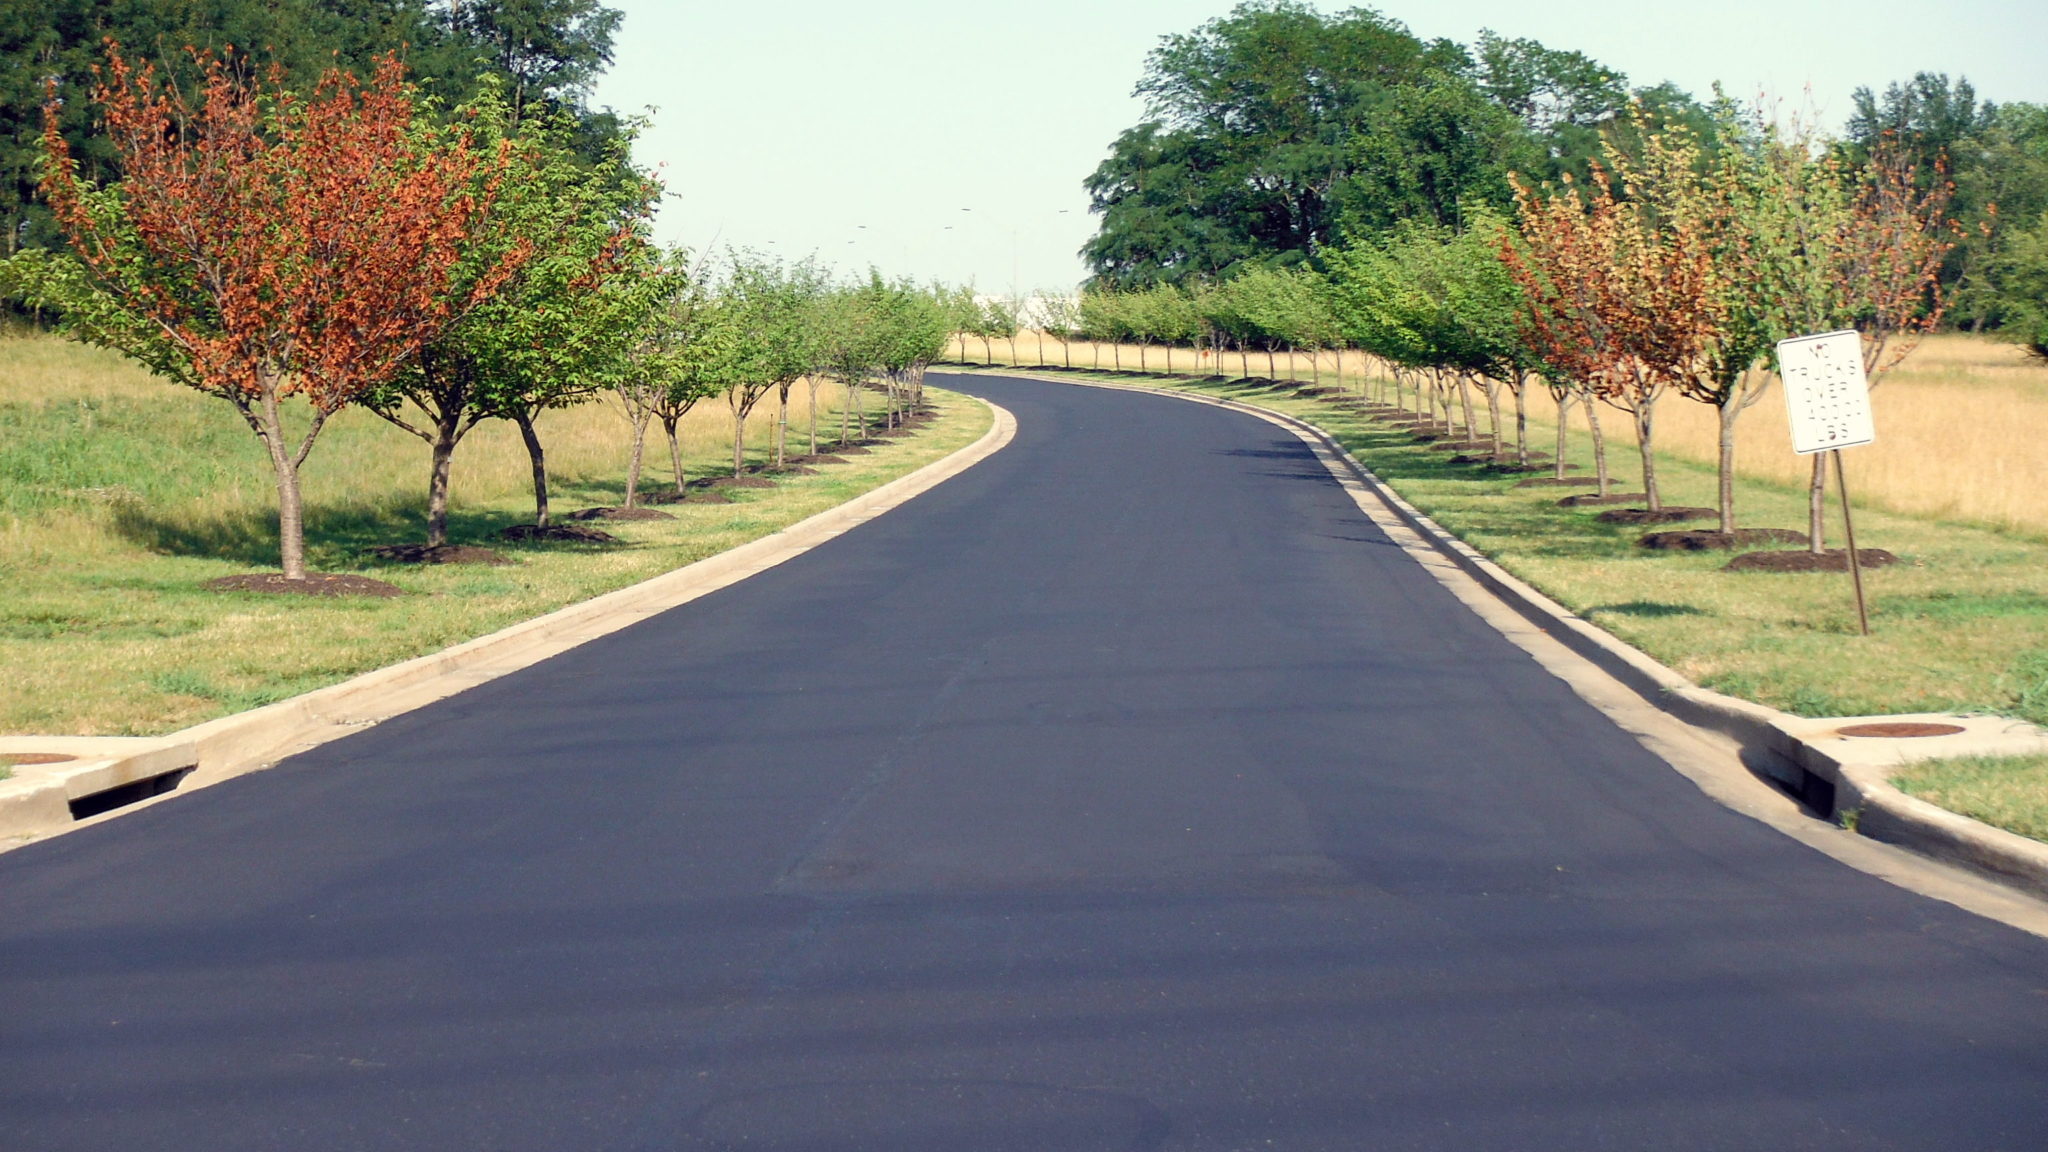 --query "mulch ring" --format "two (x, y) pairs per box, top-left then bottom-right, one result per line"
(363, 543), (511, 566)
(1725, 547), (1899, 573)
(566, 506), (676, 522)
(687, 475), (778, 490)
(1557, 492), (1648, 507)
(786, 454), (848, 466)
(1430, 440), (1500, 453)
(830, 445), (873, 456)
(754, 465), (817, 477)
(497, 523), (619, 544)
(642, 490), (733, 505)
(1594, 506), (1716, 526)
(1513, 477), (1599, 489)
(206, 572), (404, 597)
(1638, 528), (1807, 552)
